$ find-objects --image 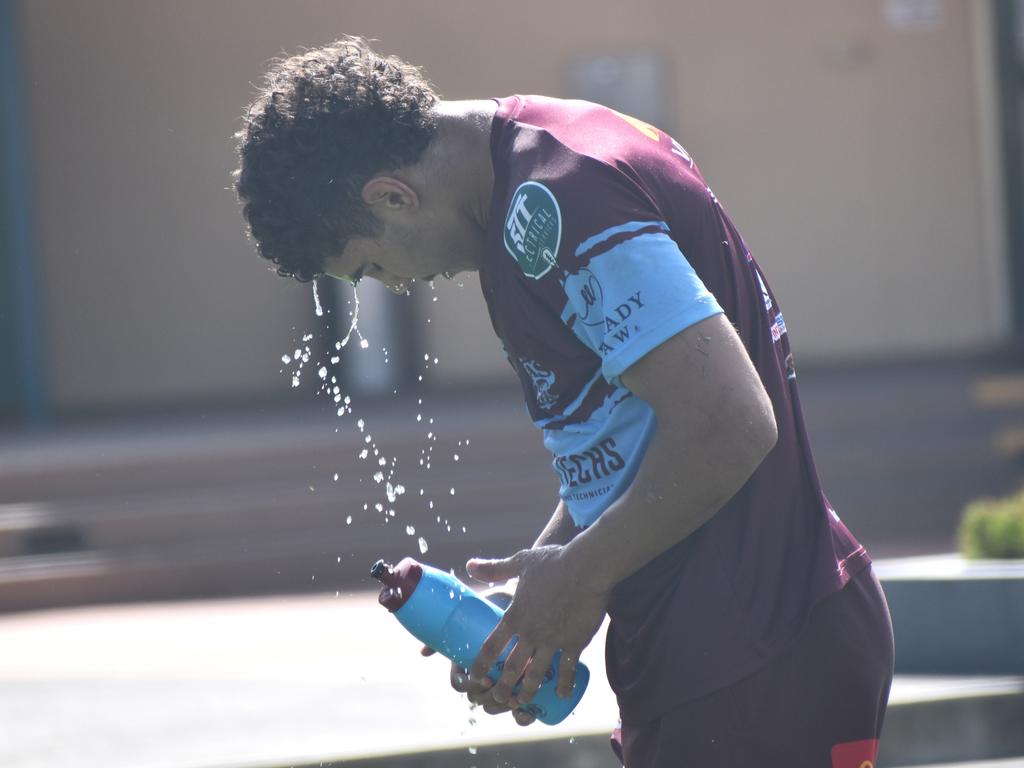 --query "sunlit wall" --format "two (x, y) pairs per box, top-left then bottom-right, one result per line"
(13, 0), (1010, 412)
